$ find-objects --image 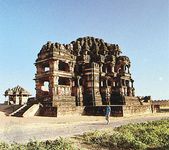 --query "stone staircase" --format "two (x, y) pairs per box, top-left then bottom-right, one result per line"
(10, 98), (38, 117)
(10, 103), (31, 117)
